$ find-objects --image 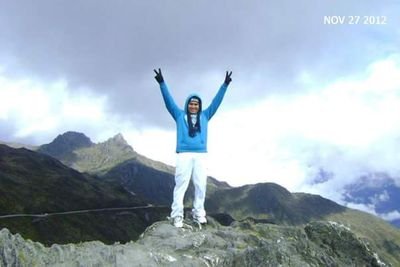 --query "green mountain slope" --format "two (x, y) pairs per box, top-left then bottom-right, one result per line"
(0, 144), (144, 214)
(0, 144), (169, 245)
